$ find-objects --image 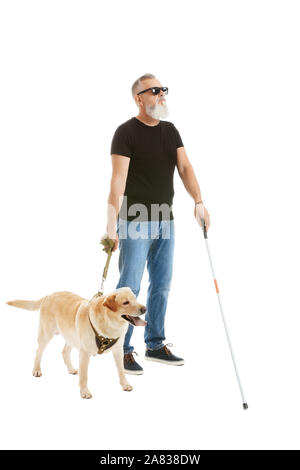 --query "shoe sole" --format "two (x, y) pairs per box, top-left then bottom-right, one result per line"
(124, 369), (144, 375)
(145, 357), (185, 366)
